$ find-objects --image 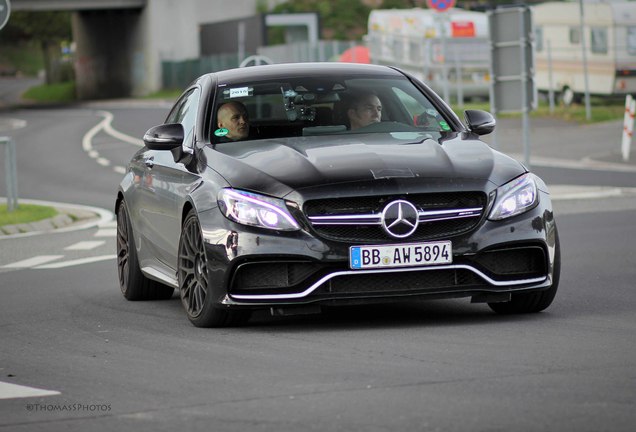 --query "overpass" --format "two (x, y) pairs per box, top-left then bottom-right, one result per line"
(10, 0), (261, 99)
